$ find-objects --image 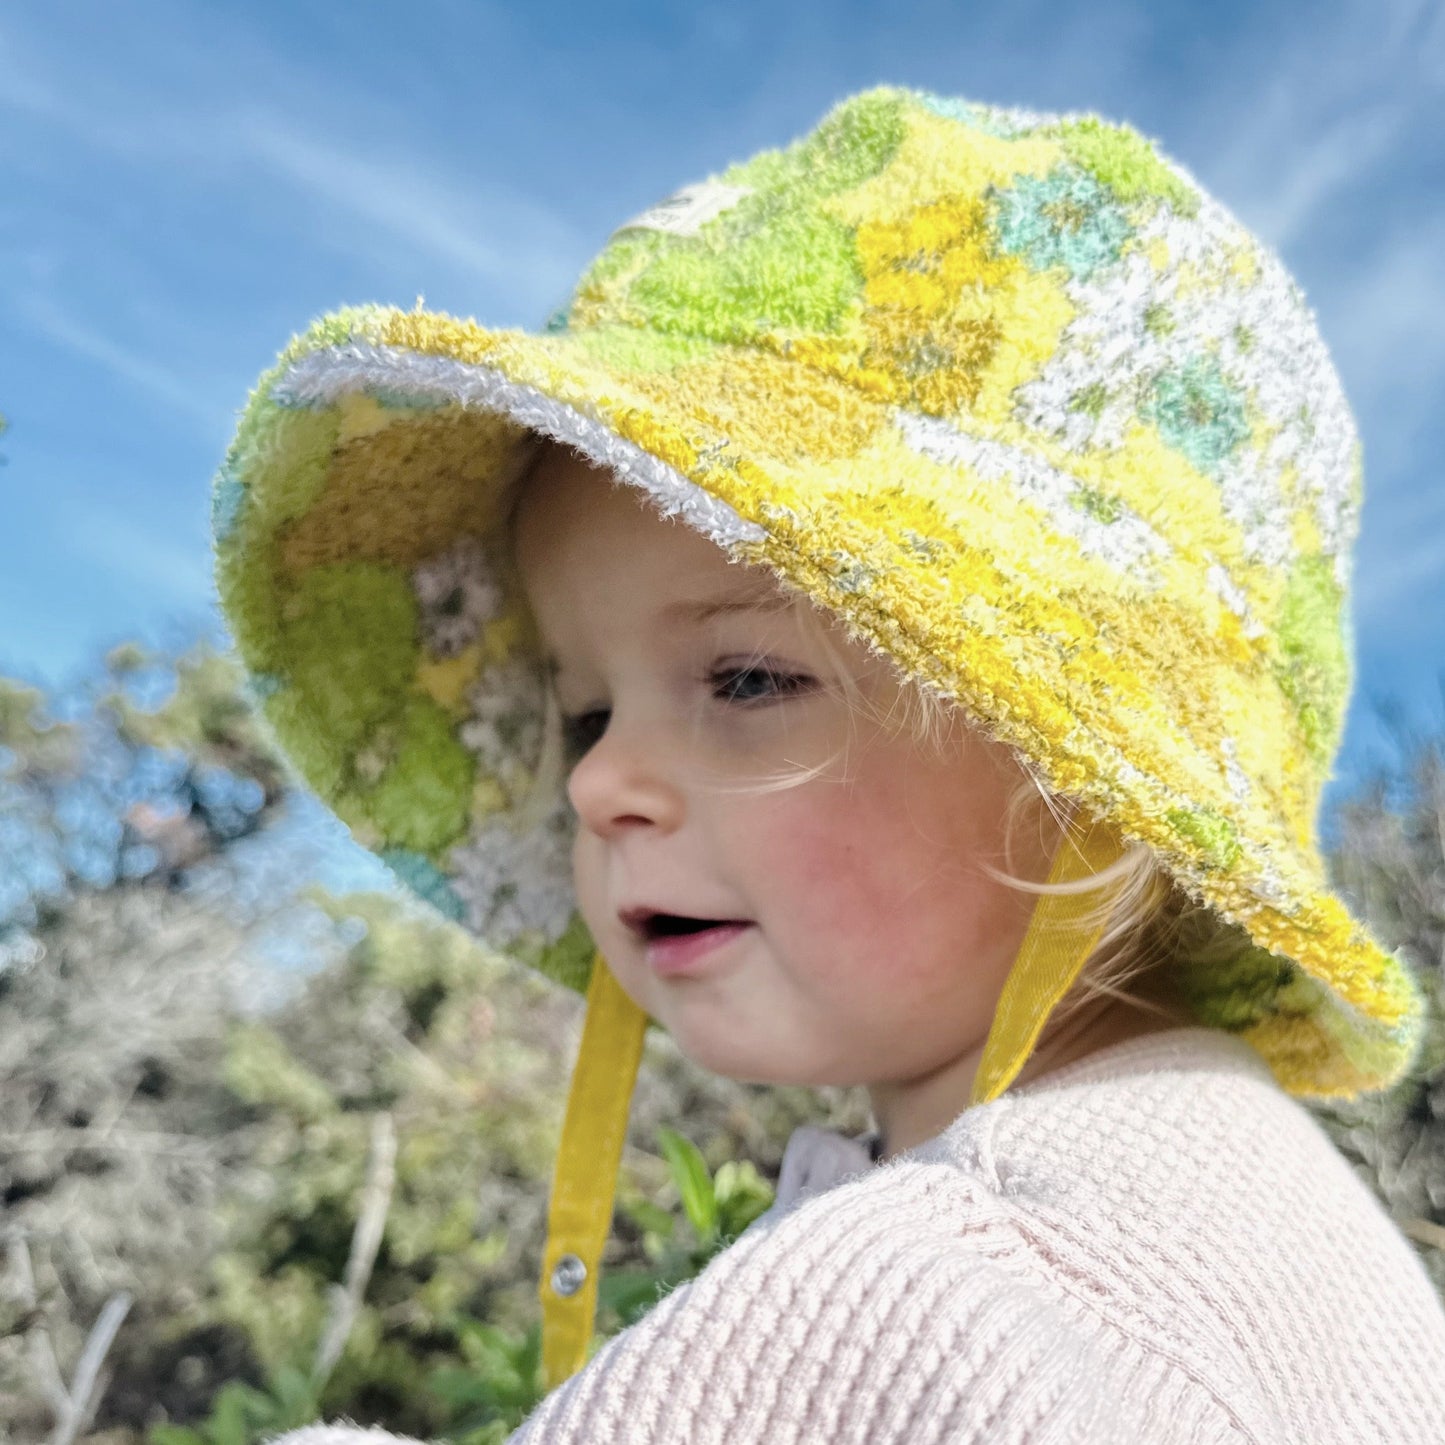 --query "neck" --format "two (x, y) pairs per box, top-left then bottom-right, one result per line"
(865, 992), (1186, 1162)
